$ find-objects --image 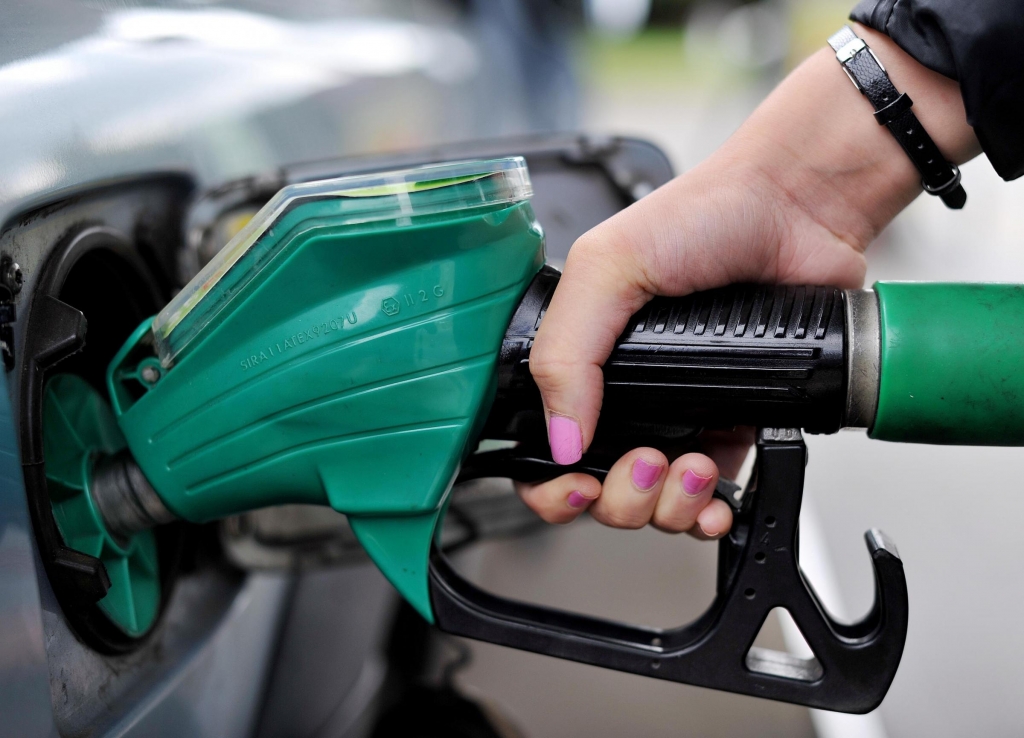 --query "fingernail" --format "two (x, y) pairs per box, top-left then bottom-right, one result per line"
(631, 458), (662, 491)
(682, 469), (713, 496)
(698, 522), (719, 538)
(567, 490), (595, 509)
(549, 415), (583, 465)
